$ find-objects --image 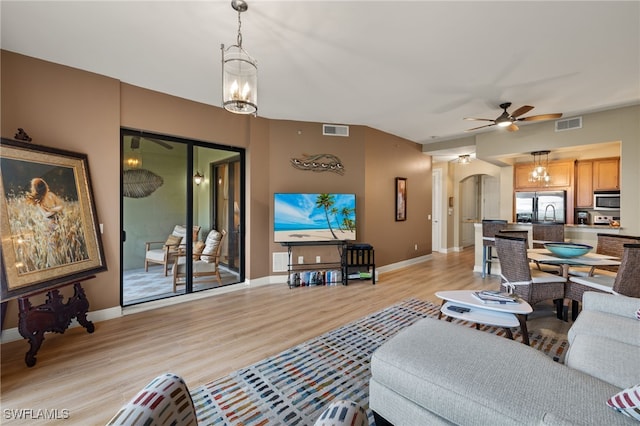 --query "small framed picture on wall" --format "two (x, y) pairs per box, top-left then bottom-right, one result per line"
(395, 177), (407, 221)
